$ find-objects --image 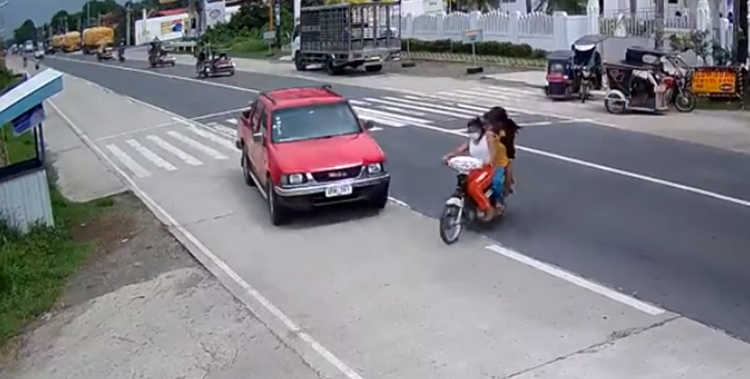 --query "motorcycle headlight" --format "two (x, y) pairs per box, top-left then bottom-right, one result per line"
(281, 173), (306, 185)
(582, 69), (590, 77)
(367, 163), (384, 175)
